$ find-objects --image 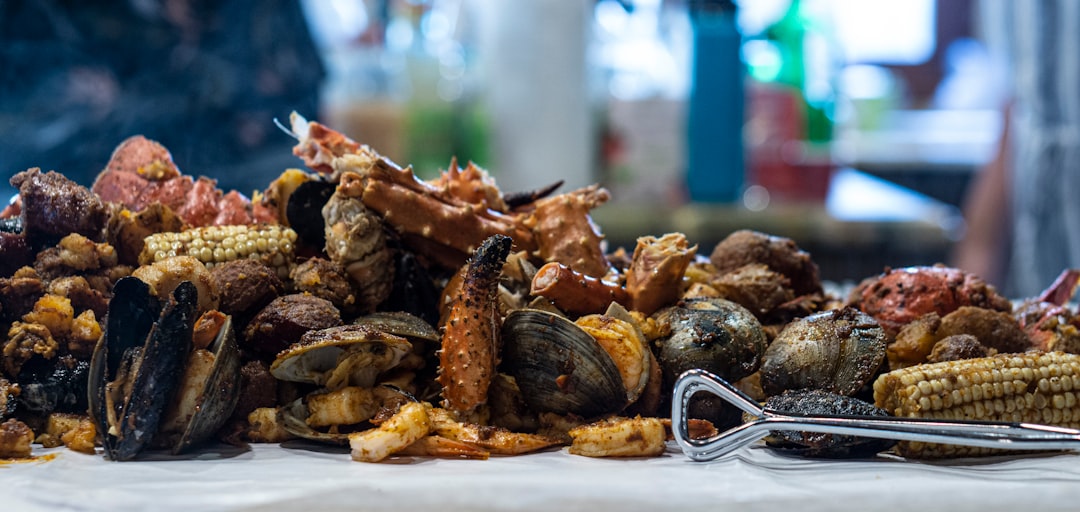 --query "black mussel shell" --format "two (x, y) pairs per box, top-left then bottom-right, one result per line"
(378, 251), (441, 327)
(170, 315), (241, 455)
(0, 216), (23, 234)
(1, 377), (20, 420)
(16, 355), (89, 415)
(286, 179), (334, 249)
(761, 388), (897, 458)
(90, 277), (198, 461)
